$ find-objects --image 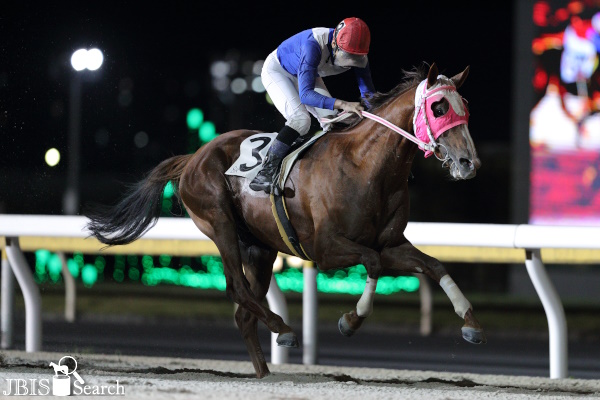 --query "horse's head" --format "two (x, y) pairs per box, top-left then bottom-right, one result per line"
(414, 63), (481, 180)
